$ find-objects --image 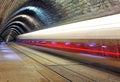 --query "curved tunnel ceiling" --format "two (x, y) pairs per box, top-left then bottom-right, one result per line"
(0, 0), (60, 42)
